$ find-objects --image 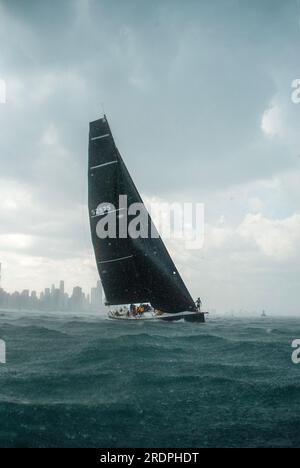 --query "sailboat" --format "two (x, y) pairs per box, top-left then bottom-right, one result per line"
(88, 116), (206, 323)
